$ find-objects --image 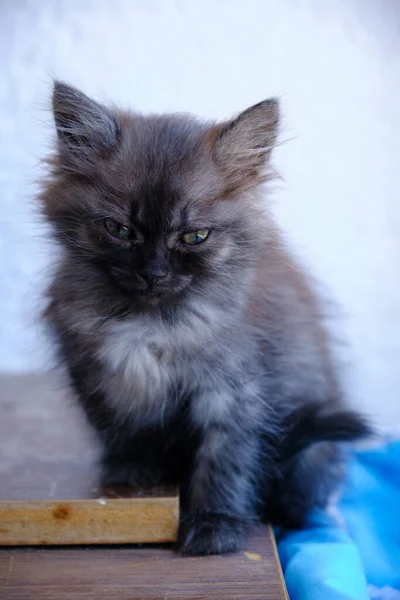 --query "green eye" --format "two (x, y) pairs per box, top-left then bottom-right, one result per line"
(181, 229), (210, 245)
(104, 219), (132, 241)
